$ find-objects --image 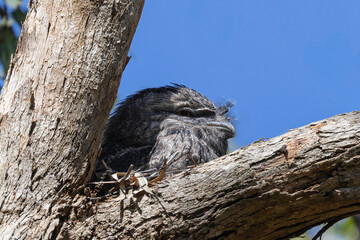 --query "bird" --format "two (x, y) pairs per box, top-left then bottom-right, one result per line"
(93, 84), (235, 180)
